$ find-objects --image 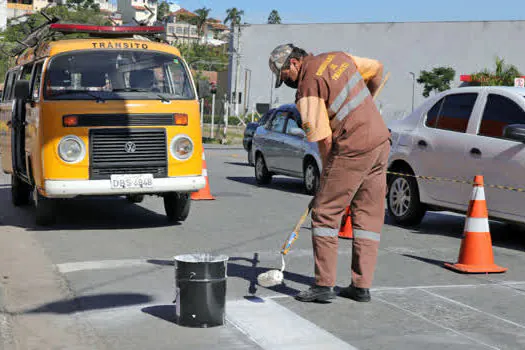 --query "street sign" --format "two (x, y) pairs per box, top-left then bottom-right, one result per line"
(514, 78), (525, 88)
